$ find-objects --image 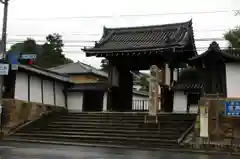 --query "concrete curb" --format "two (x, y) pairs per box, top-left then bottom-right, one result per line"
(1, 140), (240, 156)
